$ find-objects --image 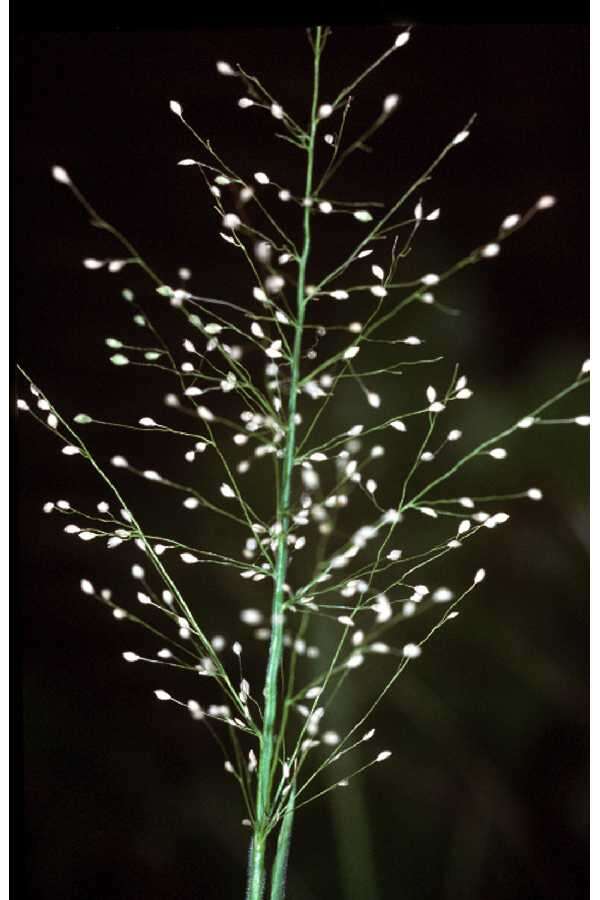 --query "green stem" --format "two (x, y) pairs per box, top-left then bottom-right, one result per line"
(246, 25), (323, 900)
(246, 839), (266, 900)
(269, 784), (296, 900)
